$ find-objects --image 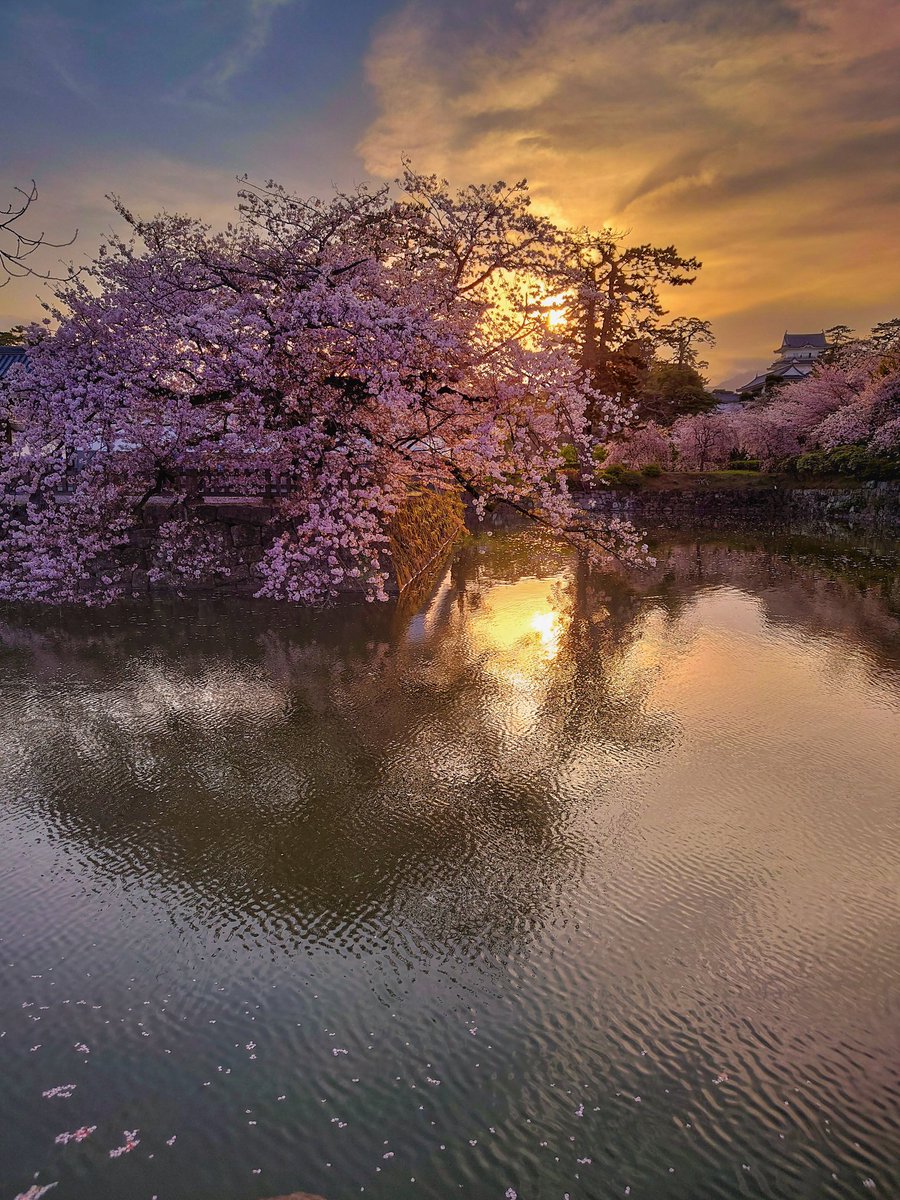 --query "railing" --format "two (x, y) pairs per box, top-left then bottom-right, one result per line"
(168, 467), (297, 499)
(51, 459), (297, 500)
